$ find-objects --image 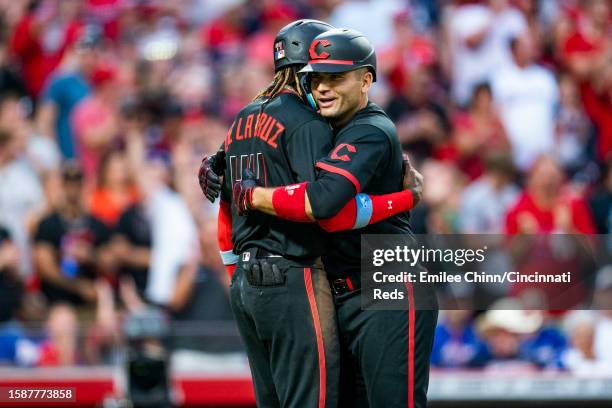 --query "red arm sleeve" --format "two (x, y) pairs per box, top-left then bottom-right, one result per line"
(217, 200), (237, 278)
(270, 182), (417, 231)
(318, 190), (415, 232)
